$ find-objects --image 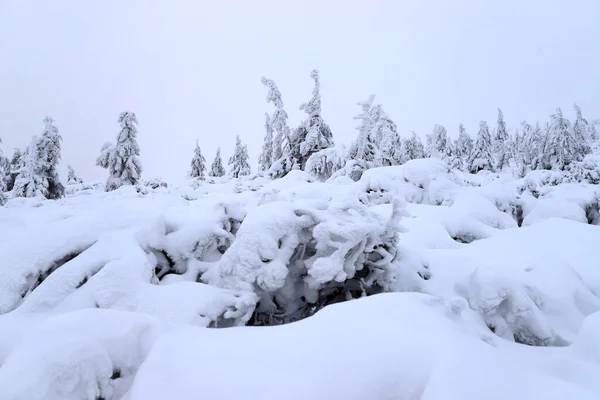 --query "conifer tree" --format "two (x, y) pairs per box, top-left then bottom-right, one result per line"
(258, 113), (273, 172)
(96, 142), (114, 169)
(467, 121), (494, 173)
(6, 148), (22, 191)
(67, 165), (83, 184)
(572, 104), (591, 155)
(189, 141), (207, 179)
(106, 112), (142, 191)
(228, 136), (251, 178)
(36, 117), (64, 199)
(427, 125), (449, 159)
(209, 147), (226, 177)
(13, 136), (45, 198)
(371, 104), (402, 166)
(493, 109), (510, 170)
(542, 108), (580, 170)
(290, 70), (334, 169)
(455, 123), (473, 160)
(447, 142), (463, 171)
(349, 95), (377, 162)
(404, 132), (425, 160)
(0, 140), (7, 205)
(261, 76), (292, 176)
